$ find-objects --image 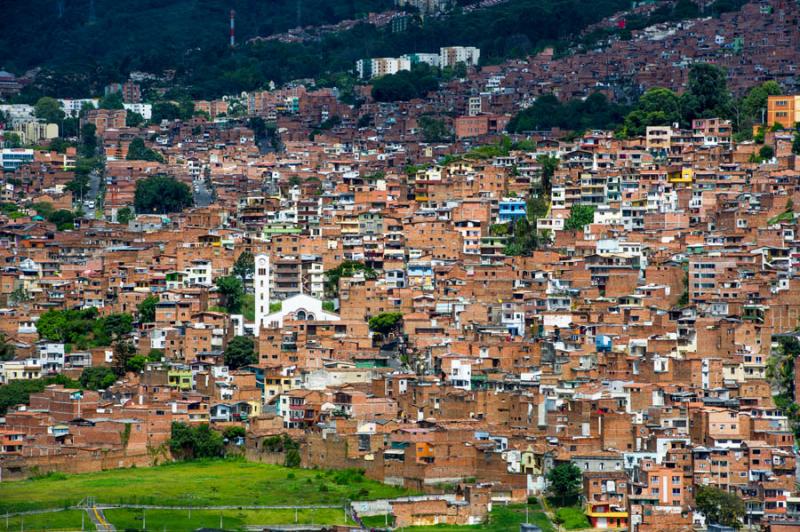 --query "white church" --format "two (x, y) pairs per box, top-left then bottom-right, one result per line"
(253, 254), (339, 334)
